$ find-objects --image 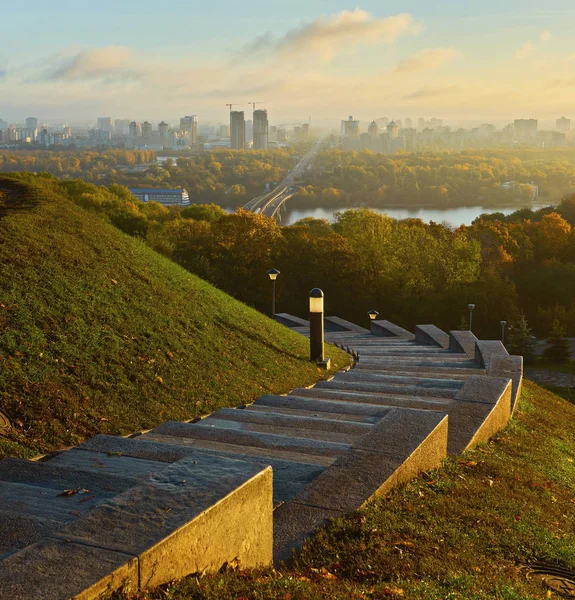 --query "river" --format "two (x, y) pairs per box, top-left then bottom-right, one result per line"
(281, 203), (552, 227)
